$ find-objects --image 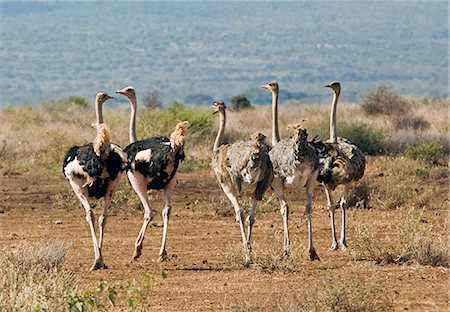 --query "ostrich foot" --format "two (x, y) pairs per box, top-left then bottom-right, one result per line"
(328, 241), (339, 251)
(281, 249), (291, 259)
(308, 248), (320, 261)
(340, 240), (348, 251)
(158, 250), (170, 262)
(243, 253), (252, 268)
(132, 244), (143, 261)
(90, 259), (108, 271)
